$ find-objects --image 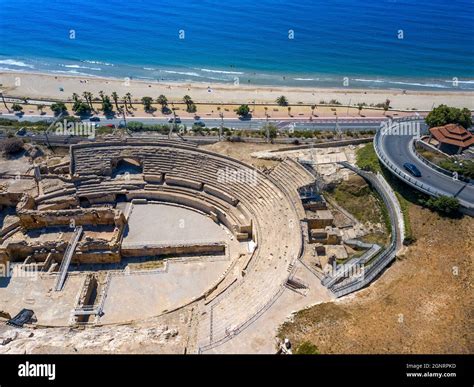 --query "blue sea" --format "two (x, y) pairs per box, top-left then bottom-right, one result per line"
(0, 0), (473, 90)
